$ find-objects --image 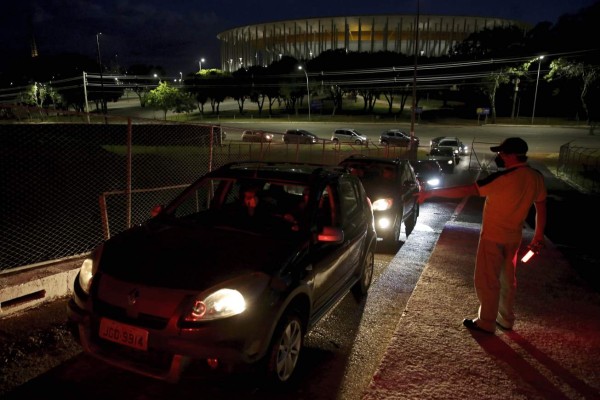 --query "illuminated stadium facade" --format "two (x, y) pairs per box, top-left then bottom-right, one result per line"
(217, 14), (528, 71)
